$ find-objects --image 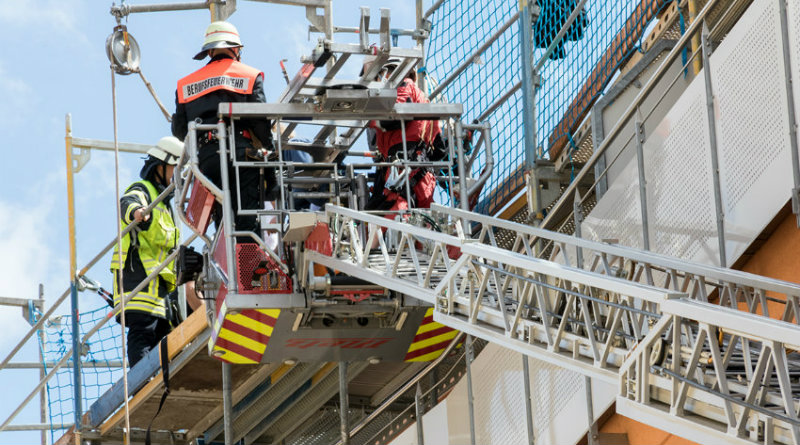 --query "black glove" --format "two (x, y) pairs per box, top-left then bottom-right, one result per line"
(176, 246), (204, 286)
